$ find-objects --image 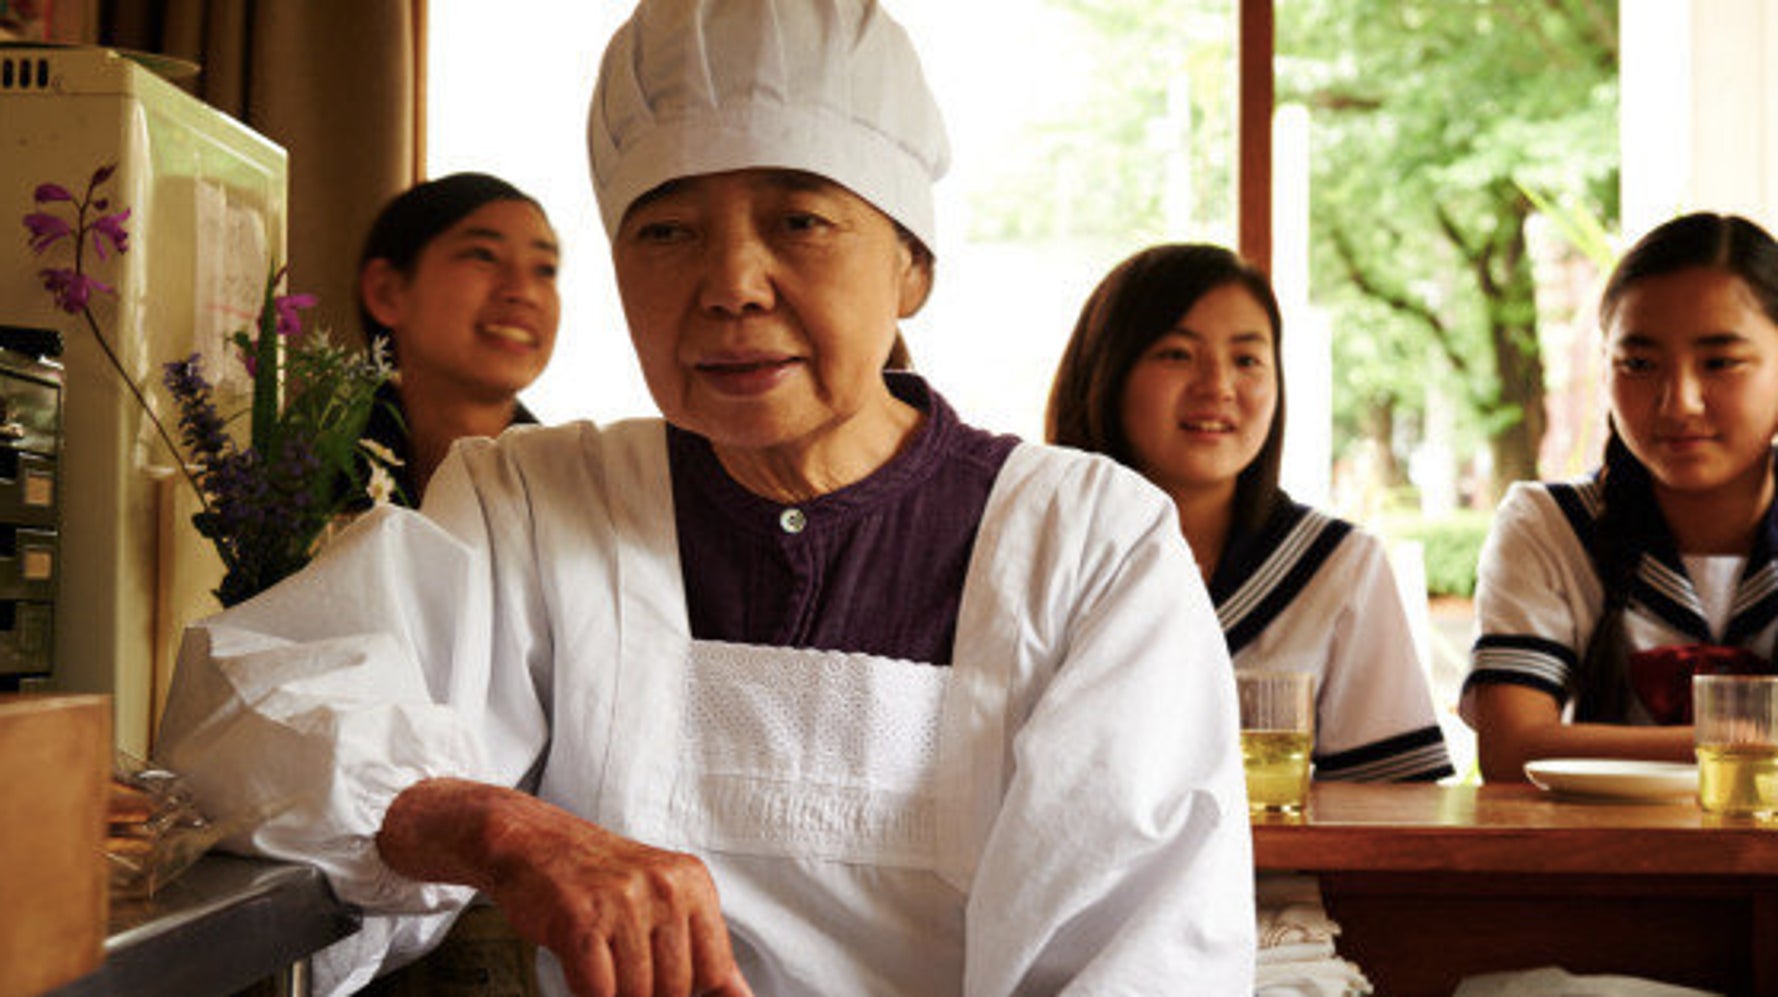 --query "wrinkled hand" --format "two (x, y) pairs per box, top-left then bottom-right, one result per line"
(380, 779), (753, 997)
(489, 814), (753, 996)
